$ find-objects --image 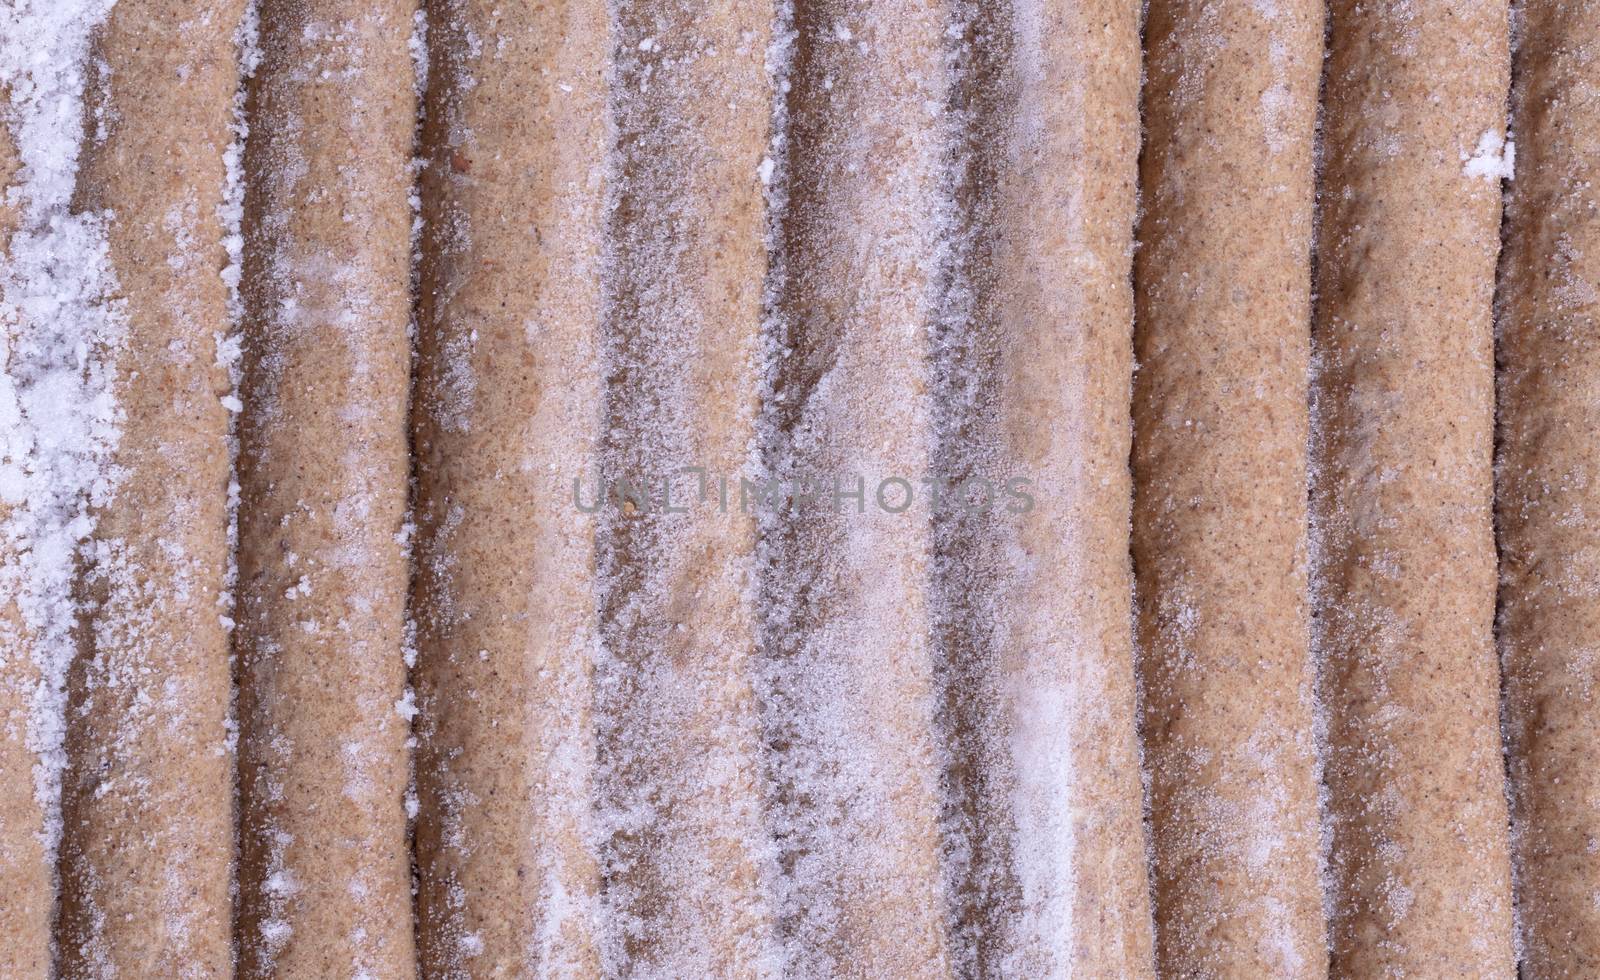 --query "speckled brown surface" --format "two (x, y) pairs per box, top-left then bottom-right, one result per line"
(7, 1), (1600, 976)
(1133, 0), (1329, 974)
(0, 78), (52, 980)
(1498, 0), (1600, 975)
(967, 0), (1155, 972)
(1311, 1), (1517, 974)
(594, 1), (779, 973)
(758, 1), (952, 973)
(232, 0), (417, 975)
(53, 3), (241, 975)
(409, 1), (608, 974)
